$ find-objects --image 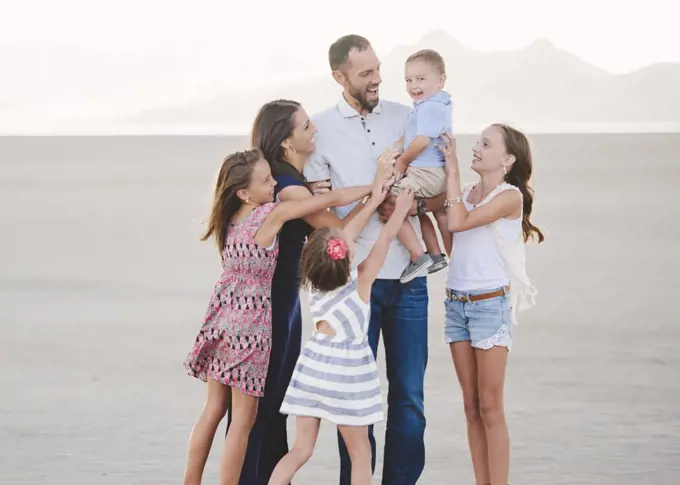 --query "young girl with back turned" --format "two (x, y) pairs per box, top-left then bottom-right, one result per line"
(438, 125), (544, 485)
(182, 148), (395, 485)
(267, 185), (416, 485)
